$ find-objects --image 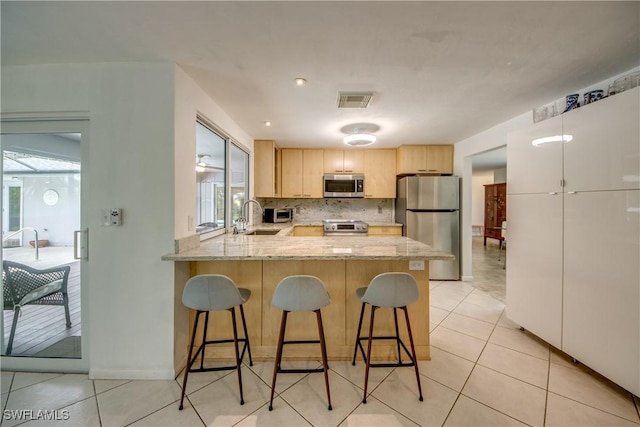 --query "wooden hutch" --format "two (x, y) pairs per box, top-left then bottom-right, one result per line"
(483, 183), (507, 246)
